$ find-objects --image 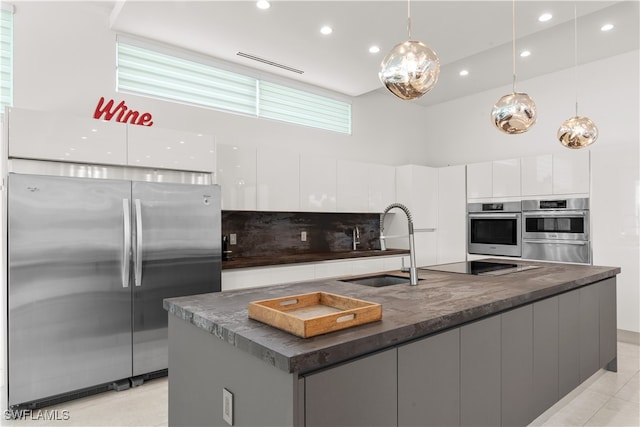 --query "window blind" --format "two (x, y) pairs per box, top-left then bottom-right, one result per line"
(258, 81), (351, 134)
(116, 39), (351, 134)
(0, 6), (13, 113)
(117, 42), (257, 116)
